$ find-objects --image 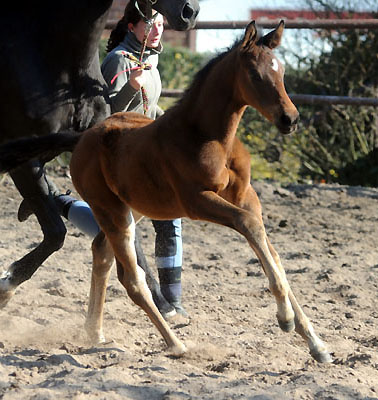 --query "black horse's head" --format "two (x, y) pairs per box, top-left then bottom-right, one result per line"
(138, 0), (199, 31)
